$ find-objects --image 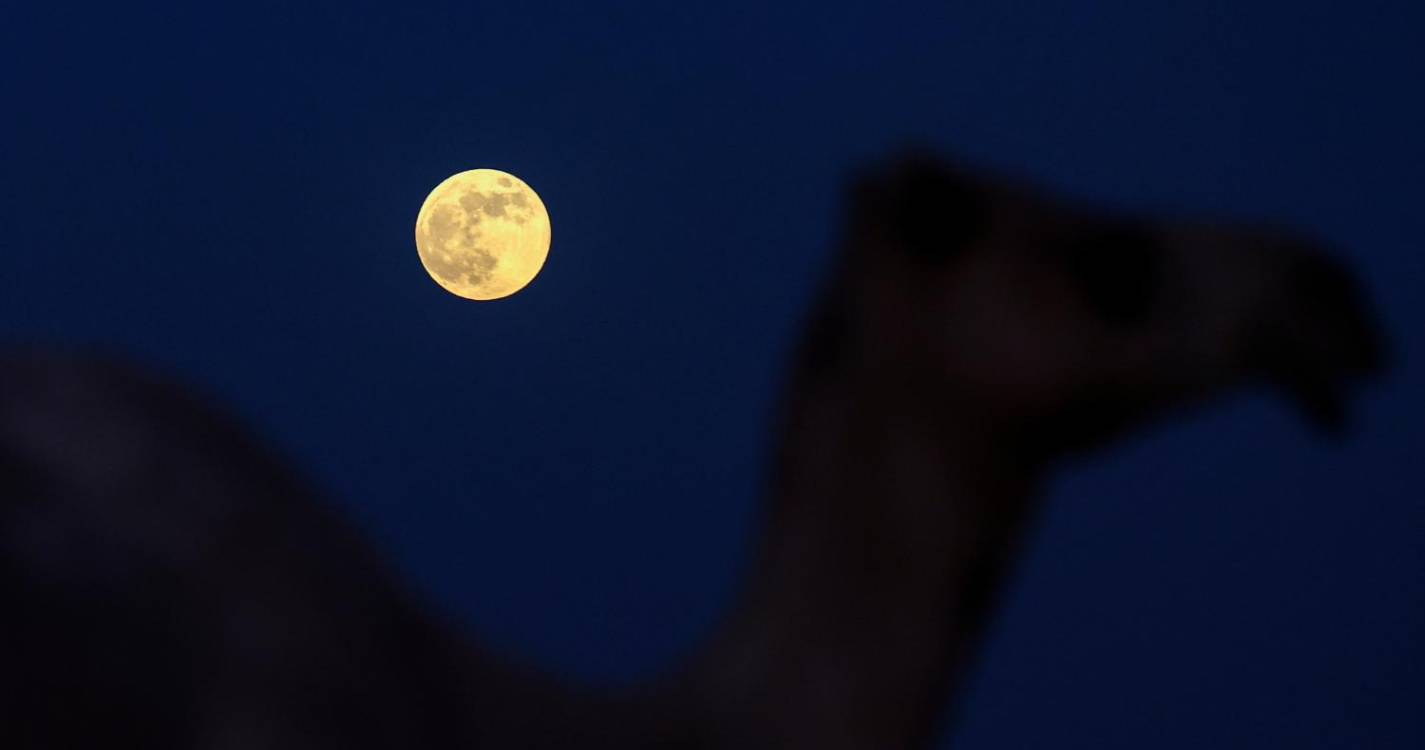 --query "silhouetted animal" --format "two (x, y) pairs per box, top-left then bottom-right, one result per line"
(0, 153), (1384, 749)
